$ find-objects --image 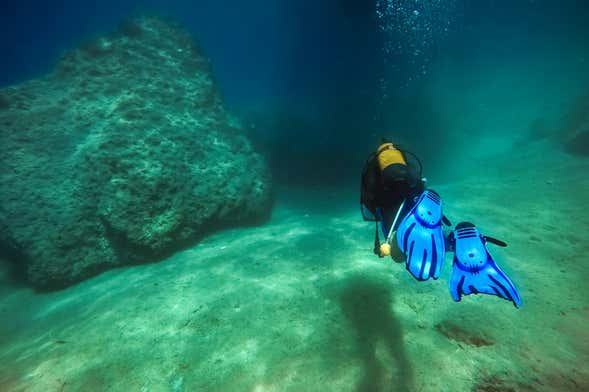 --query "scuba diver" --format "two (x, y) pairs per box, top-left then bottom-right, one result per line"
(360, 140), (522, 308)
